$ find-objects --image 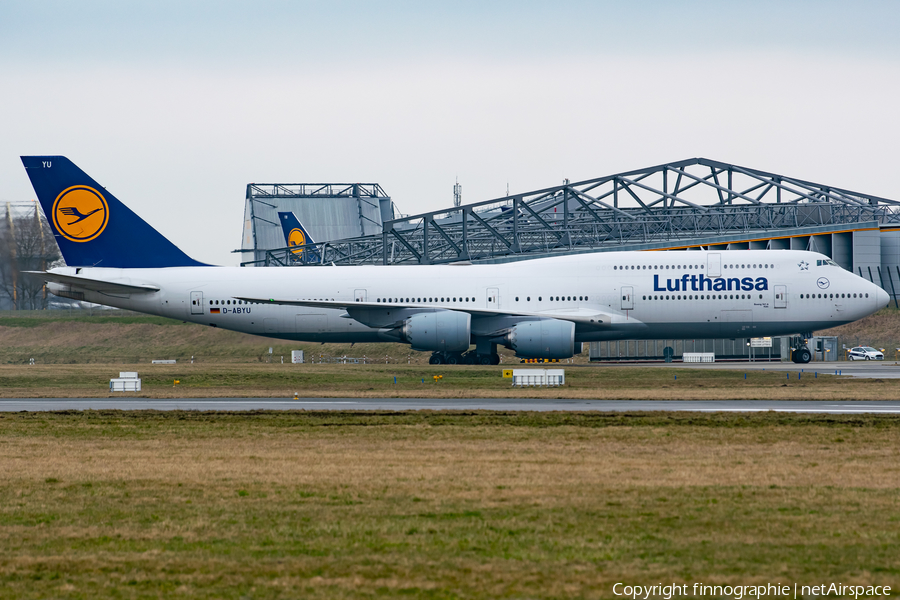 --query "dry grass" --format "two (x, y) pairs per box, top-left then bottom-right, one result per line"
(1, 362), (899, 400)
(0, 412), (898, 599)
